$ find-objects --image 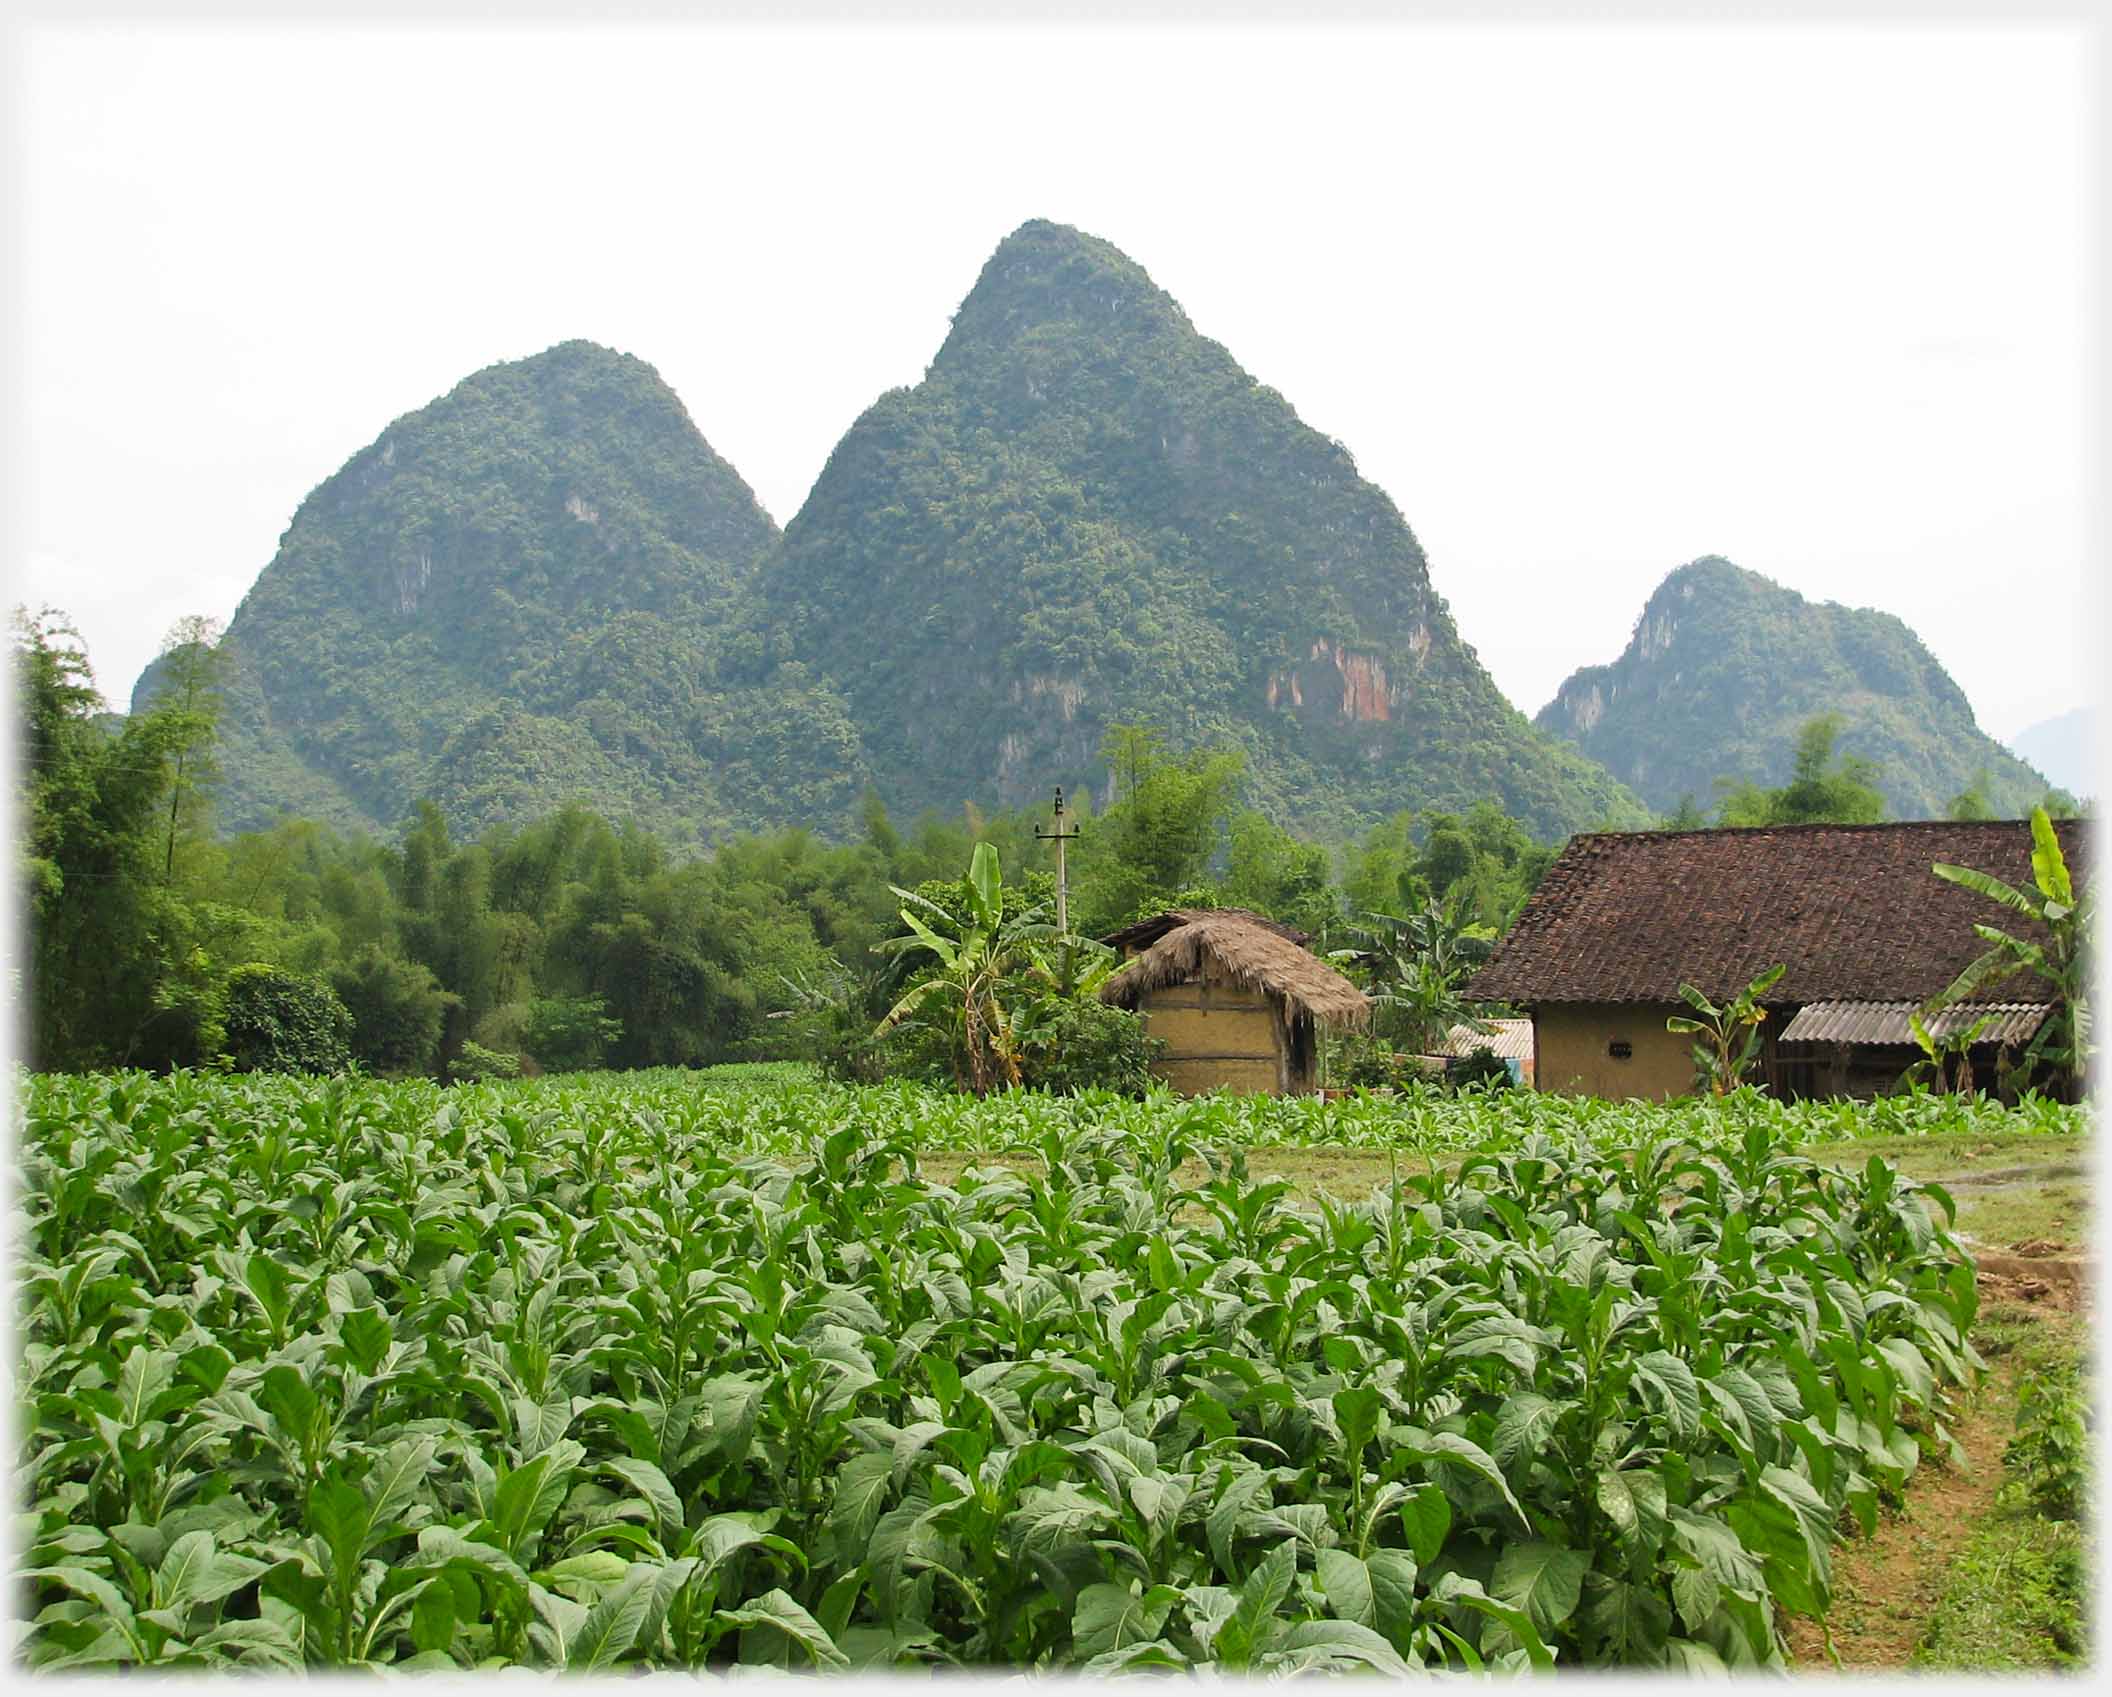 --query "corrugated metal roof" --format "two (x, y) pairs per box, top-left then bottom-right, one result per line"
(1441, 1018), (1535, 1061)
(1777, 1001), (2051, 1047)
